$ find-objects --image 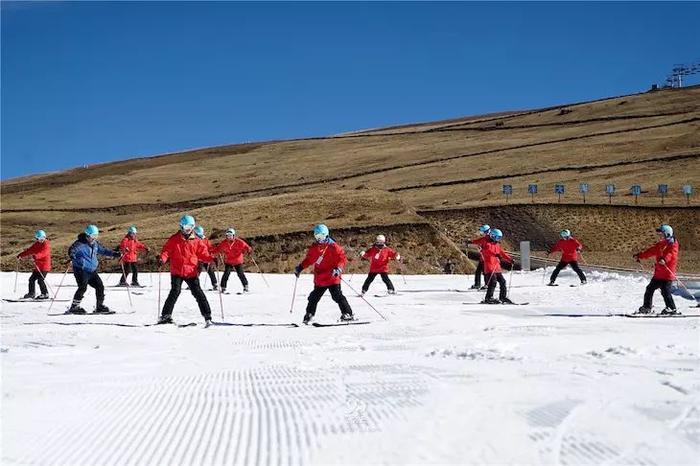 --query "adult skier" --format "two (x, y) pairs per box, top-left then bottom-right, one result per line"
(634, 224), (680, 315)
(547, 229), (587, 286)
(480, 228), (515, 304)
(294, 224), (354, 324)
(117, 225), (149, 287)
(194, 225), (218, 291)
(213, 228), (252, 293)
(466, 224), (491, 289)
(67, 225), (121, 314)
(158, 215), (213, 325)
(360, 234), (400, 295)
(16, 229), (51, 299)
